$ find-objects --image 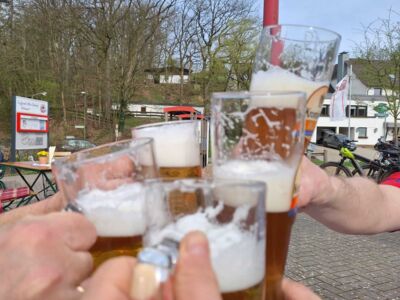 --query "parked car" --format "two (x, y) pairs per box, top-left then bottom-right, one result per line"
(57, 138), (96, 152)
(321, 131), (357, 151)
